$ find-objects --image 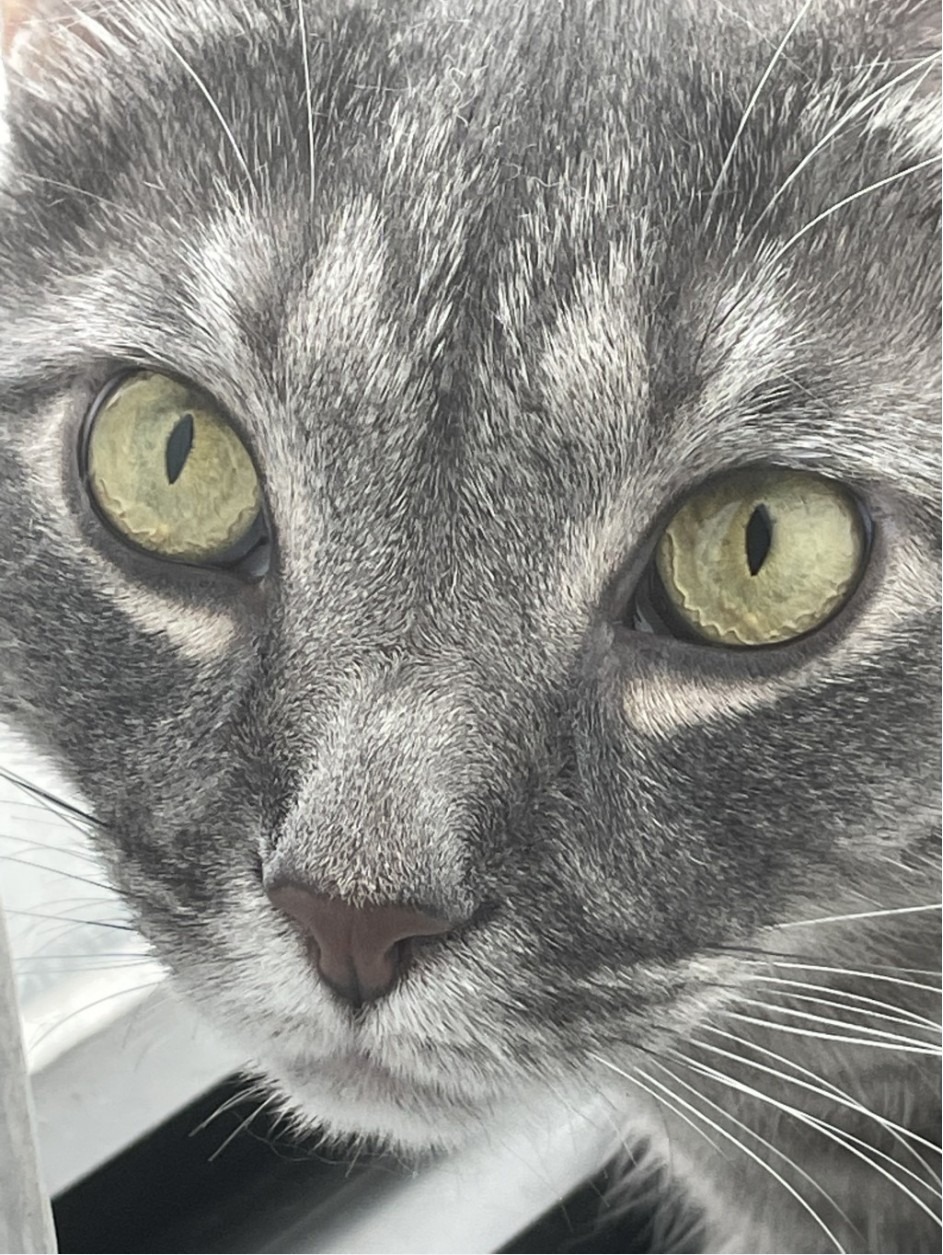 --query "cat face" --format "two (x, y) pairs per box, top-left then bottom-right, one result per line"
(0, 0), (938, 1155)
